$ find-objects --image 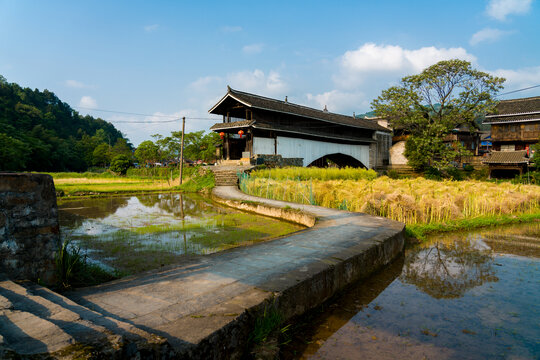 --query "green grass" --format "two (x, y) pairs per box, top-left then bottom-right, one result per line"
(55, 239), (116, 290)
(405, 212), (540, 241)
(250, 303), (283, 344)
